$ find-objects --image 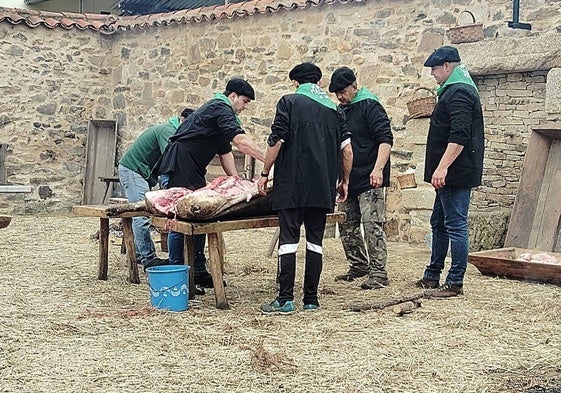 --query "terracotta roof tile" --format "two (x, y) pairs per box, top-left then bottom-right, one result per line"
(0, 0), (351, 34)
